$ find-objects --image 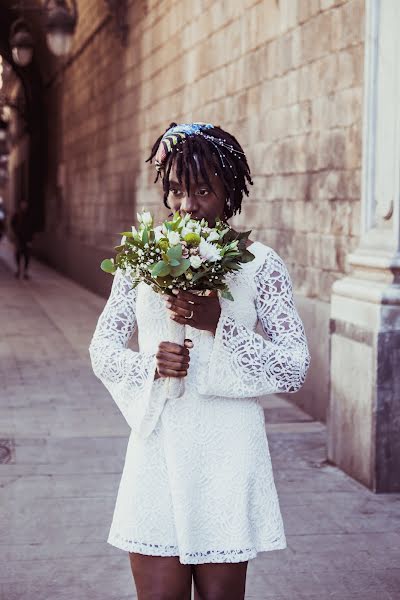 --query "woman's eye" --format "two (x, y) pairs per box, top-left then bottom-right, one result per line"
(170, 189), (182, 196)
(197, 189), (210, 196)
